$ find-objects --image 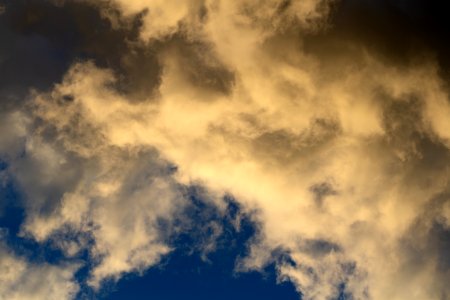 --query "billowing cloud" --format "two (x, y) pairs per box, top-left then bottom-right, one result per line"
(0, 0), (449, 299)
